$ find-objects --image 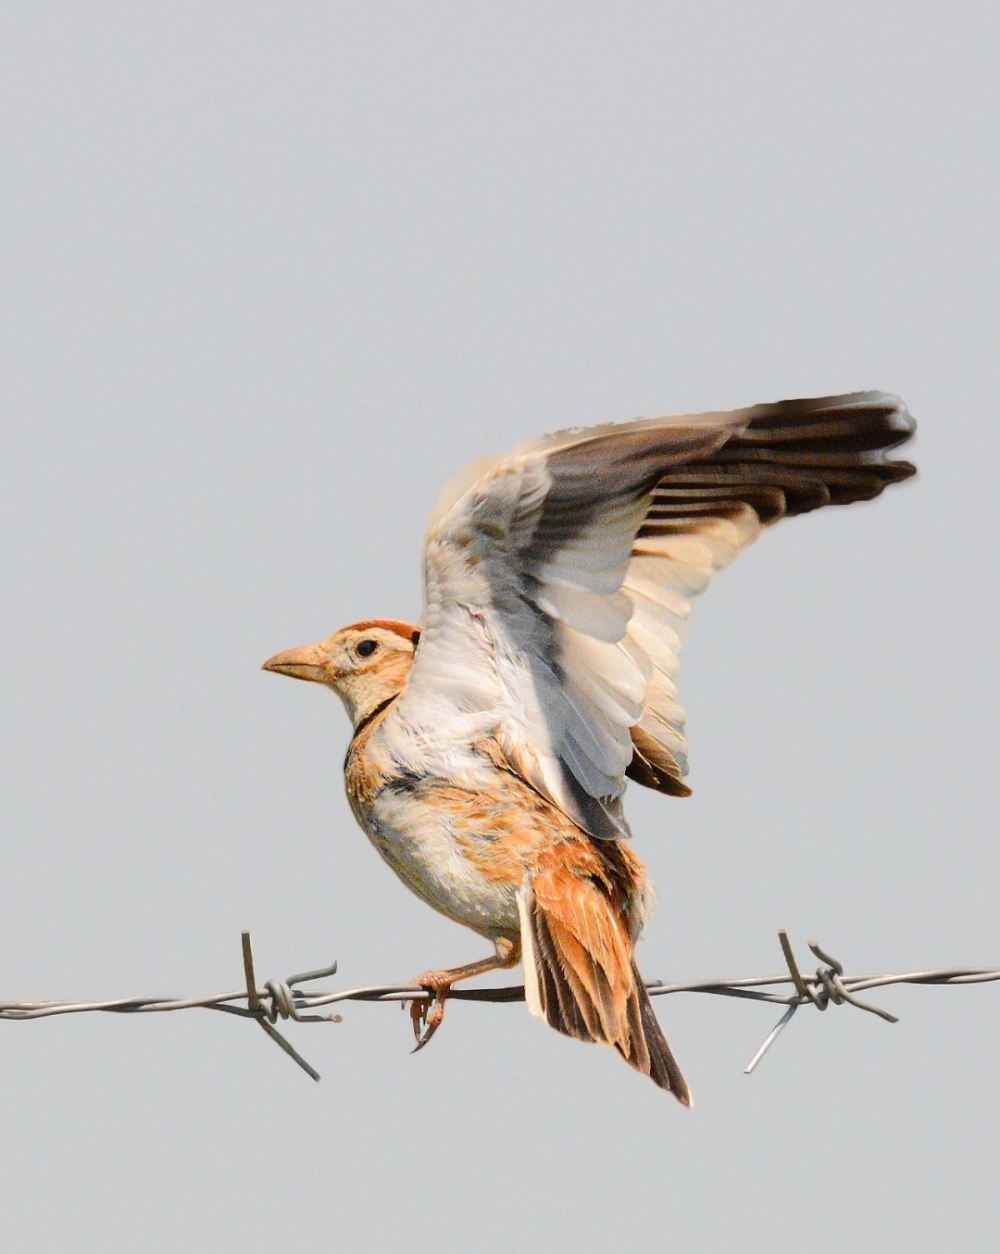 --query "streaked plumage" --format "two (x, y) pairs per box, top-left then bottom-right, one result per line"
(264, 392), (915, 1101)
